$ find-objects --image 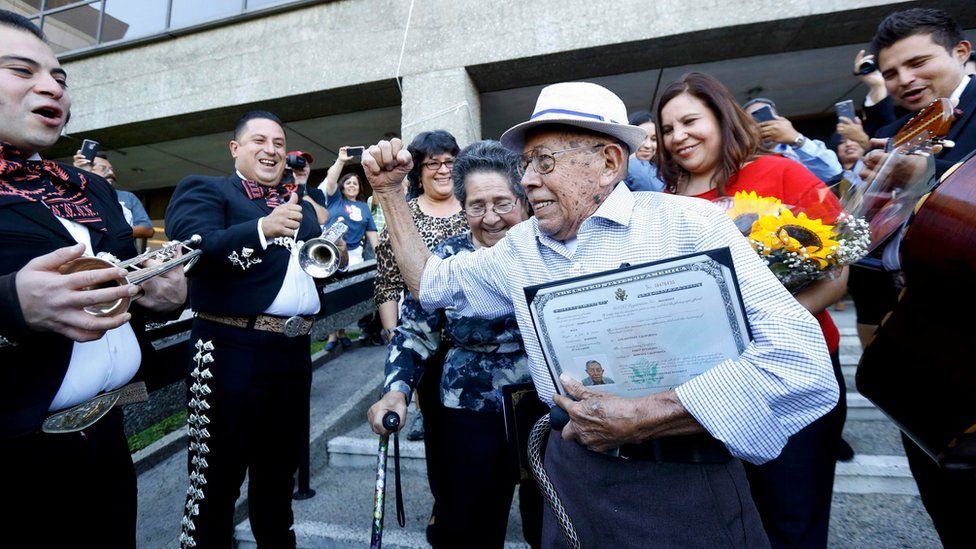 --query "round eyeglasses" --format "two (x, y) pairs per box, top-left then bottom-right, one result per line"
(516, 144), (606, 177)
(464, 199), (519, 218)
